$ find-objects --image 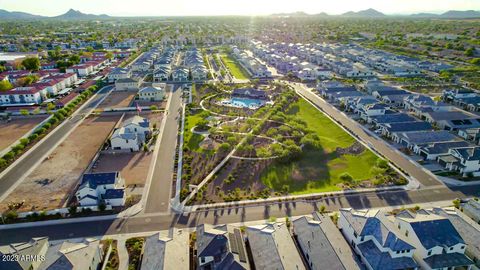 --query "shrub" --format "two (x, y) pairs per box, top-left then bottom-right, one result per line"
(339, 172), (354, 183)
(28, 133), (38, 141)
(4, 151), (16, 161)
(12, 144), (24, 153)
(42, 122), (51, 130)
(149, 105), (158, 111)
(376, 158), (389, 169)
(0, 158), (7, 168)
(19, 138), (29, 146)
